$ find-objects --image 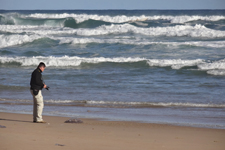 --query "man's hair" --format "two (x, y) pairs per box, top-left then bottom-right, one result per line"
(38, 62), (46, 68)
